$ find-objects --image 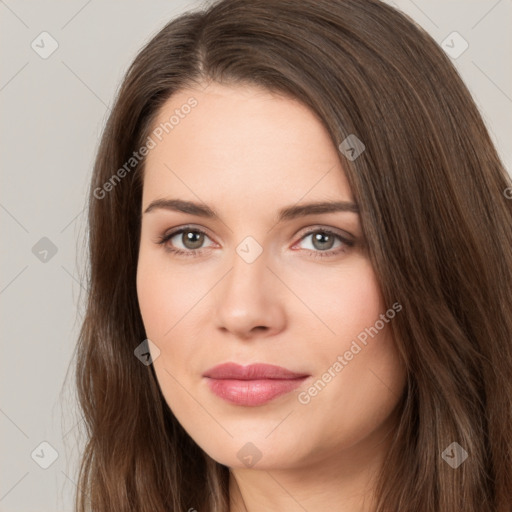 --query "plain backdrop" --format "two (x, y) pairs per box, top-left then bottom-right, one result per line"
(1, 1), (511, 510)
